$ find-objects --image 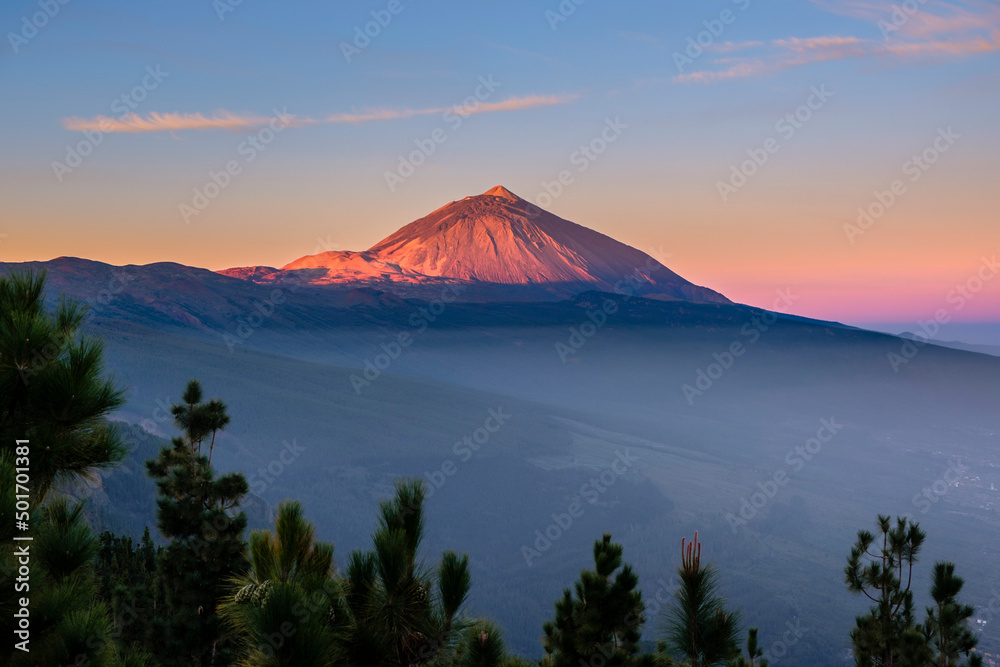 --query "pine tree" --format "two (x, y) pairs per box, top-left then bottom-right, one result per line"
(729, 628), (768, 667)
(662, 531), (741, 666)
(923, 562), (981, 667)
(94, 527), (162, 657)
(845, 515), (926, 665)
(0, 271), (127, 665)
(339, 478), (472, 666)
(146, 380), (248, 666)
(454, 620), (508, 667)
(8, 500), (117, 666)
(541, 533), (650, 667)
(845, 516), (982, 667)
(0, 270), (126, 499)
(220, 500), (341, 667)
